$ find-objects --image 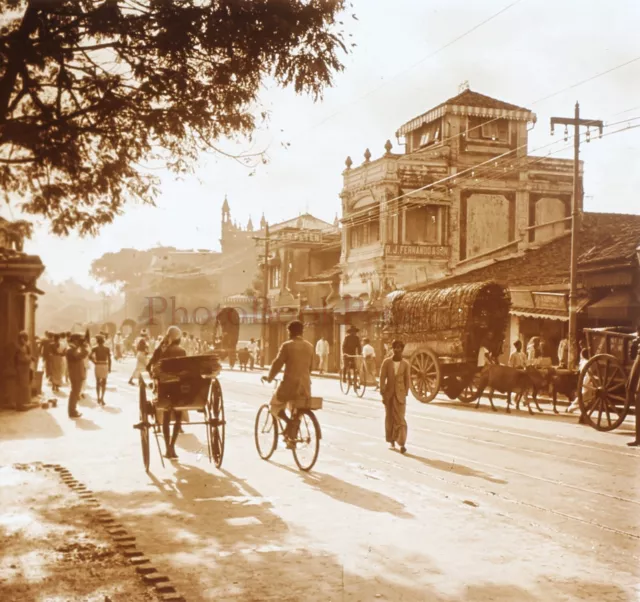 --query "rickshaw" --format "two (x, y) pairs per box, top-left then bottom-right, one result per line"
(134, 354), (226, 471)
